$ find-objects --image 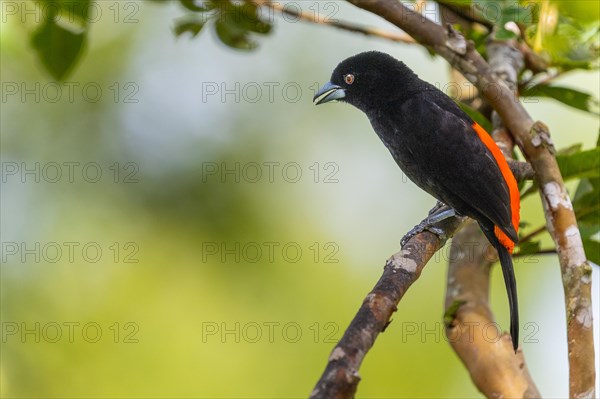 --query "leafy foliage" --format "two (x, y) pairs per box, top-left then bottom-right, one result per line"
(557, 141), (600, 264)
(573, 174), (600, 264)
(521, 84), (600, 115)
(180, 0), (215, 12)
(515, 240), (541, 256)
(446, 0), (599, 70)
(518, 141), (599, 261)
(174, 0), (272, 50)
(30, 0), (89, 80)
(556, 146), (600, 180)
(458, 102), (493, 132)
(494, 3), (535, 40)
(525, 5), (599, 70)
(173, 16), (207, 38)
